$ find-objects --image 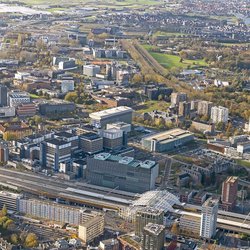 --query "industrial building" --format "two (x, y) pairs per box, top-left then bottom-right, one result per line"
(89, 106), (133, 128)
(86, 153), (159, 193)
(142, 128), (194, 152)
